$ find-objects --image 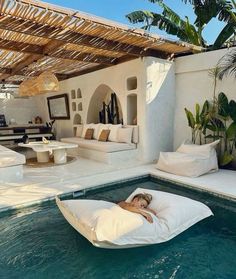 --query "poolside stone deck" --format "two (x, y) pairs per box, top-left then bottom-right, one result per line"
(0, 157), (235, 212)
